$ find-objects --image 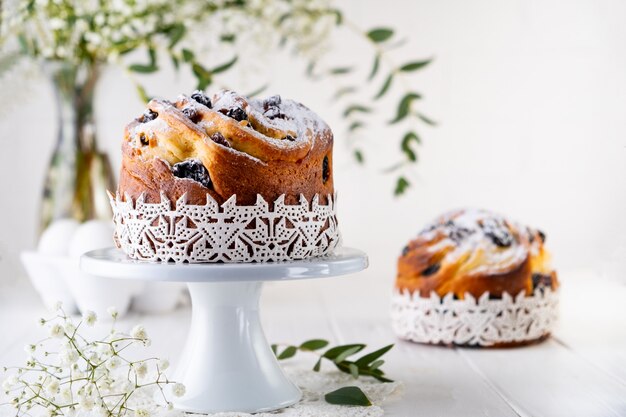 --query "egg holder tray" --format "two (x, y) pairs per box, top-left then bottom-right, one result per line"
(391, 288), (559, 347)
(109, 192), (340, 263)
